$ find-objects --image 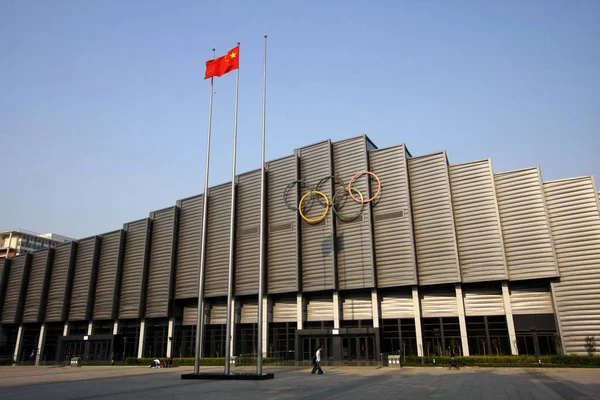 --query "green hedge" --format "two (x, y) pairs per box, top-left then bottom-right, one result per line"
(126, 356), (283, 366)
(398, 355), (600, 367)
